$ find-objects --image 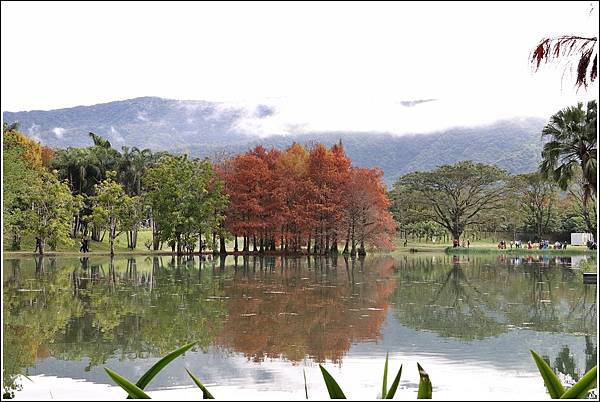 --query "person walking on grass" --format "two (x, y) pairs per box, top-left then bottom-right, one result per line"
(34, 237), (42, 254)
